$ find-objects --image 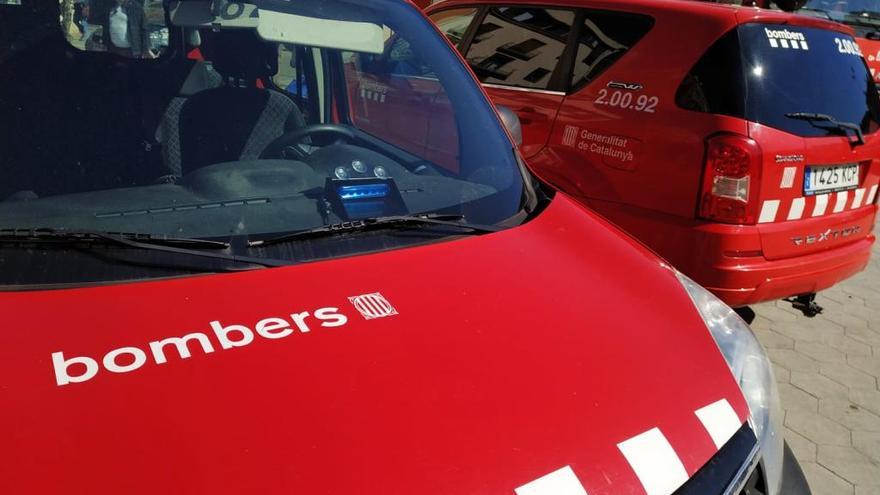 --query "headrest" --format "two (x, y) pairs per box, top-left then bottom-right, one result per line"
(203, 30), (277, 83)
